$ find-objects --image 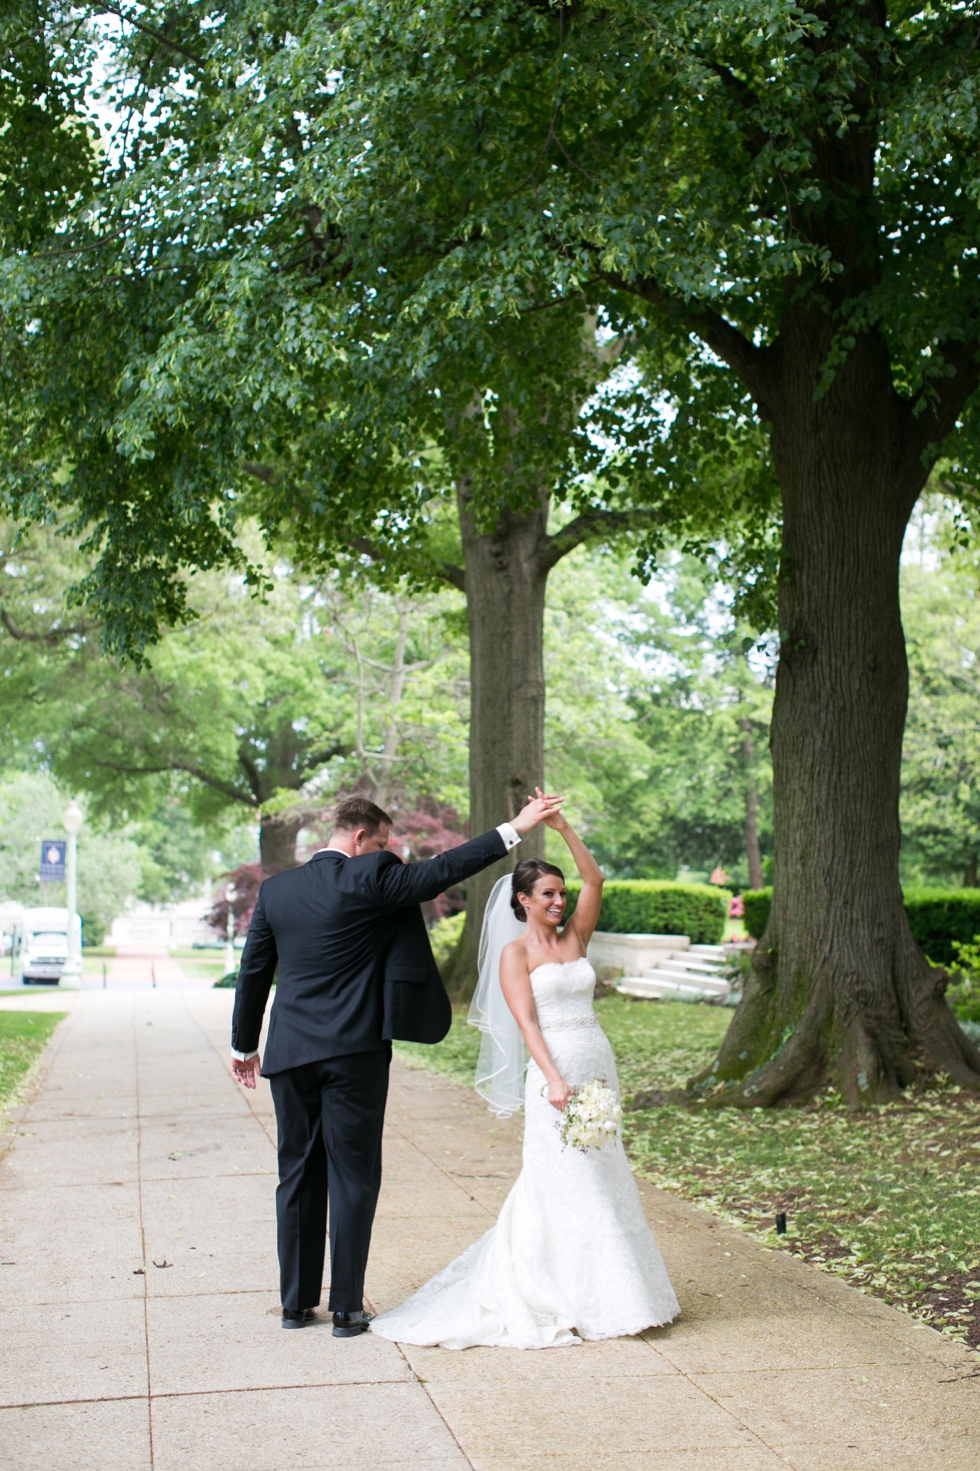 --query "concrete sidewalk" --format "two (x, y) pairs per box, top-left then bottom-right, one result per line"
(0, 989), (977, 1470)
(104, 945), (210, 988)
